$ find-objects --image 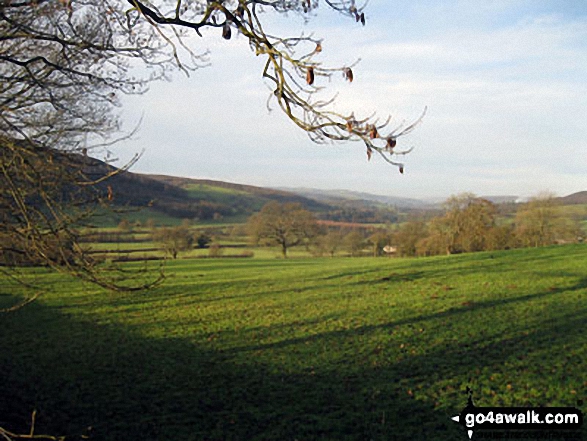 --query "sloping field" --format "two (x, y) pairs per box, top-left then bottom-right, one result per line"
(1, 245), (586, 440)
